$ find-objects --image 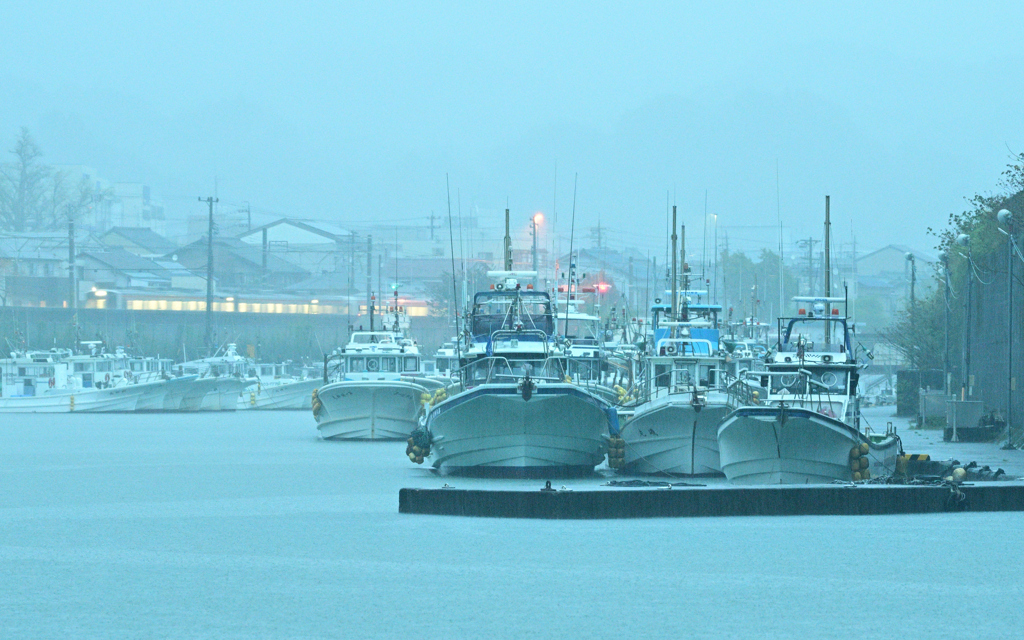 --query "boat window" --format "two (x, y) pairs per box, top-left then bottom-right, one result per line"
(702, 366), (715, 386)
(348, 357), (365, 372)
(471, 295), (554, 337)
(654, 364), (670, 388)
(541, 358), (567, 379)
(74, 363), (91, 372)
(131, 362), (143, 372)
(562, 319), (598, 339)
(811, 369), (847, 394)
(18, 367), (26, 376)
(771, 371), (807, 395)
(404, 357), (419, 372)
(568, 358), (600, 381)
(96, 362), (112, 372)
(673, 363), (696, 387)
(381, 358), (397, 372)
(365, 358), (382, 372)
